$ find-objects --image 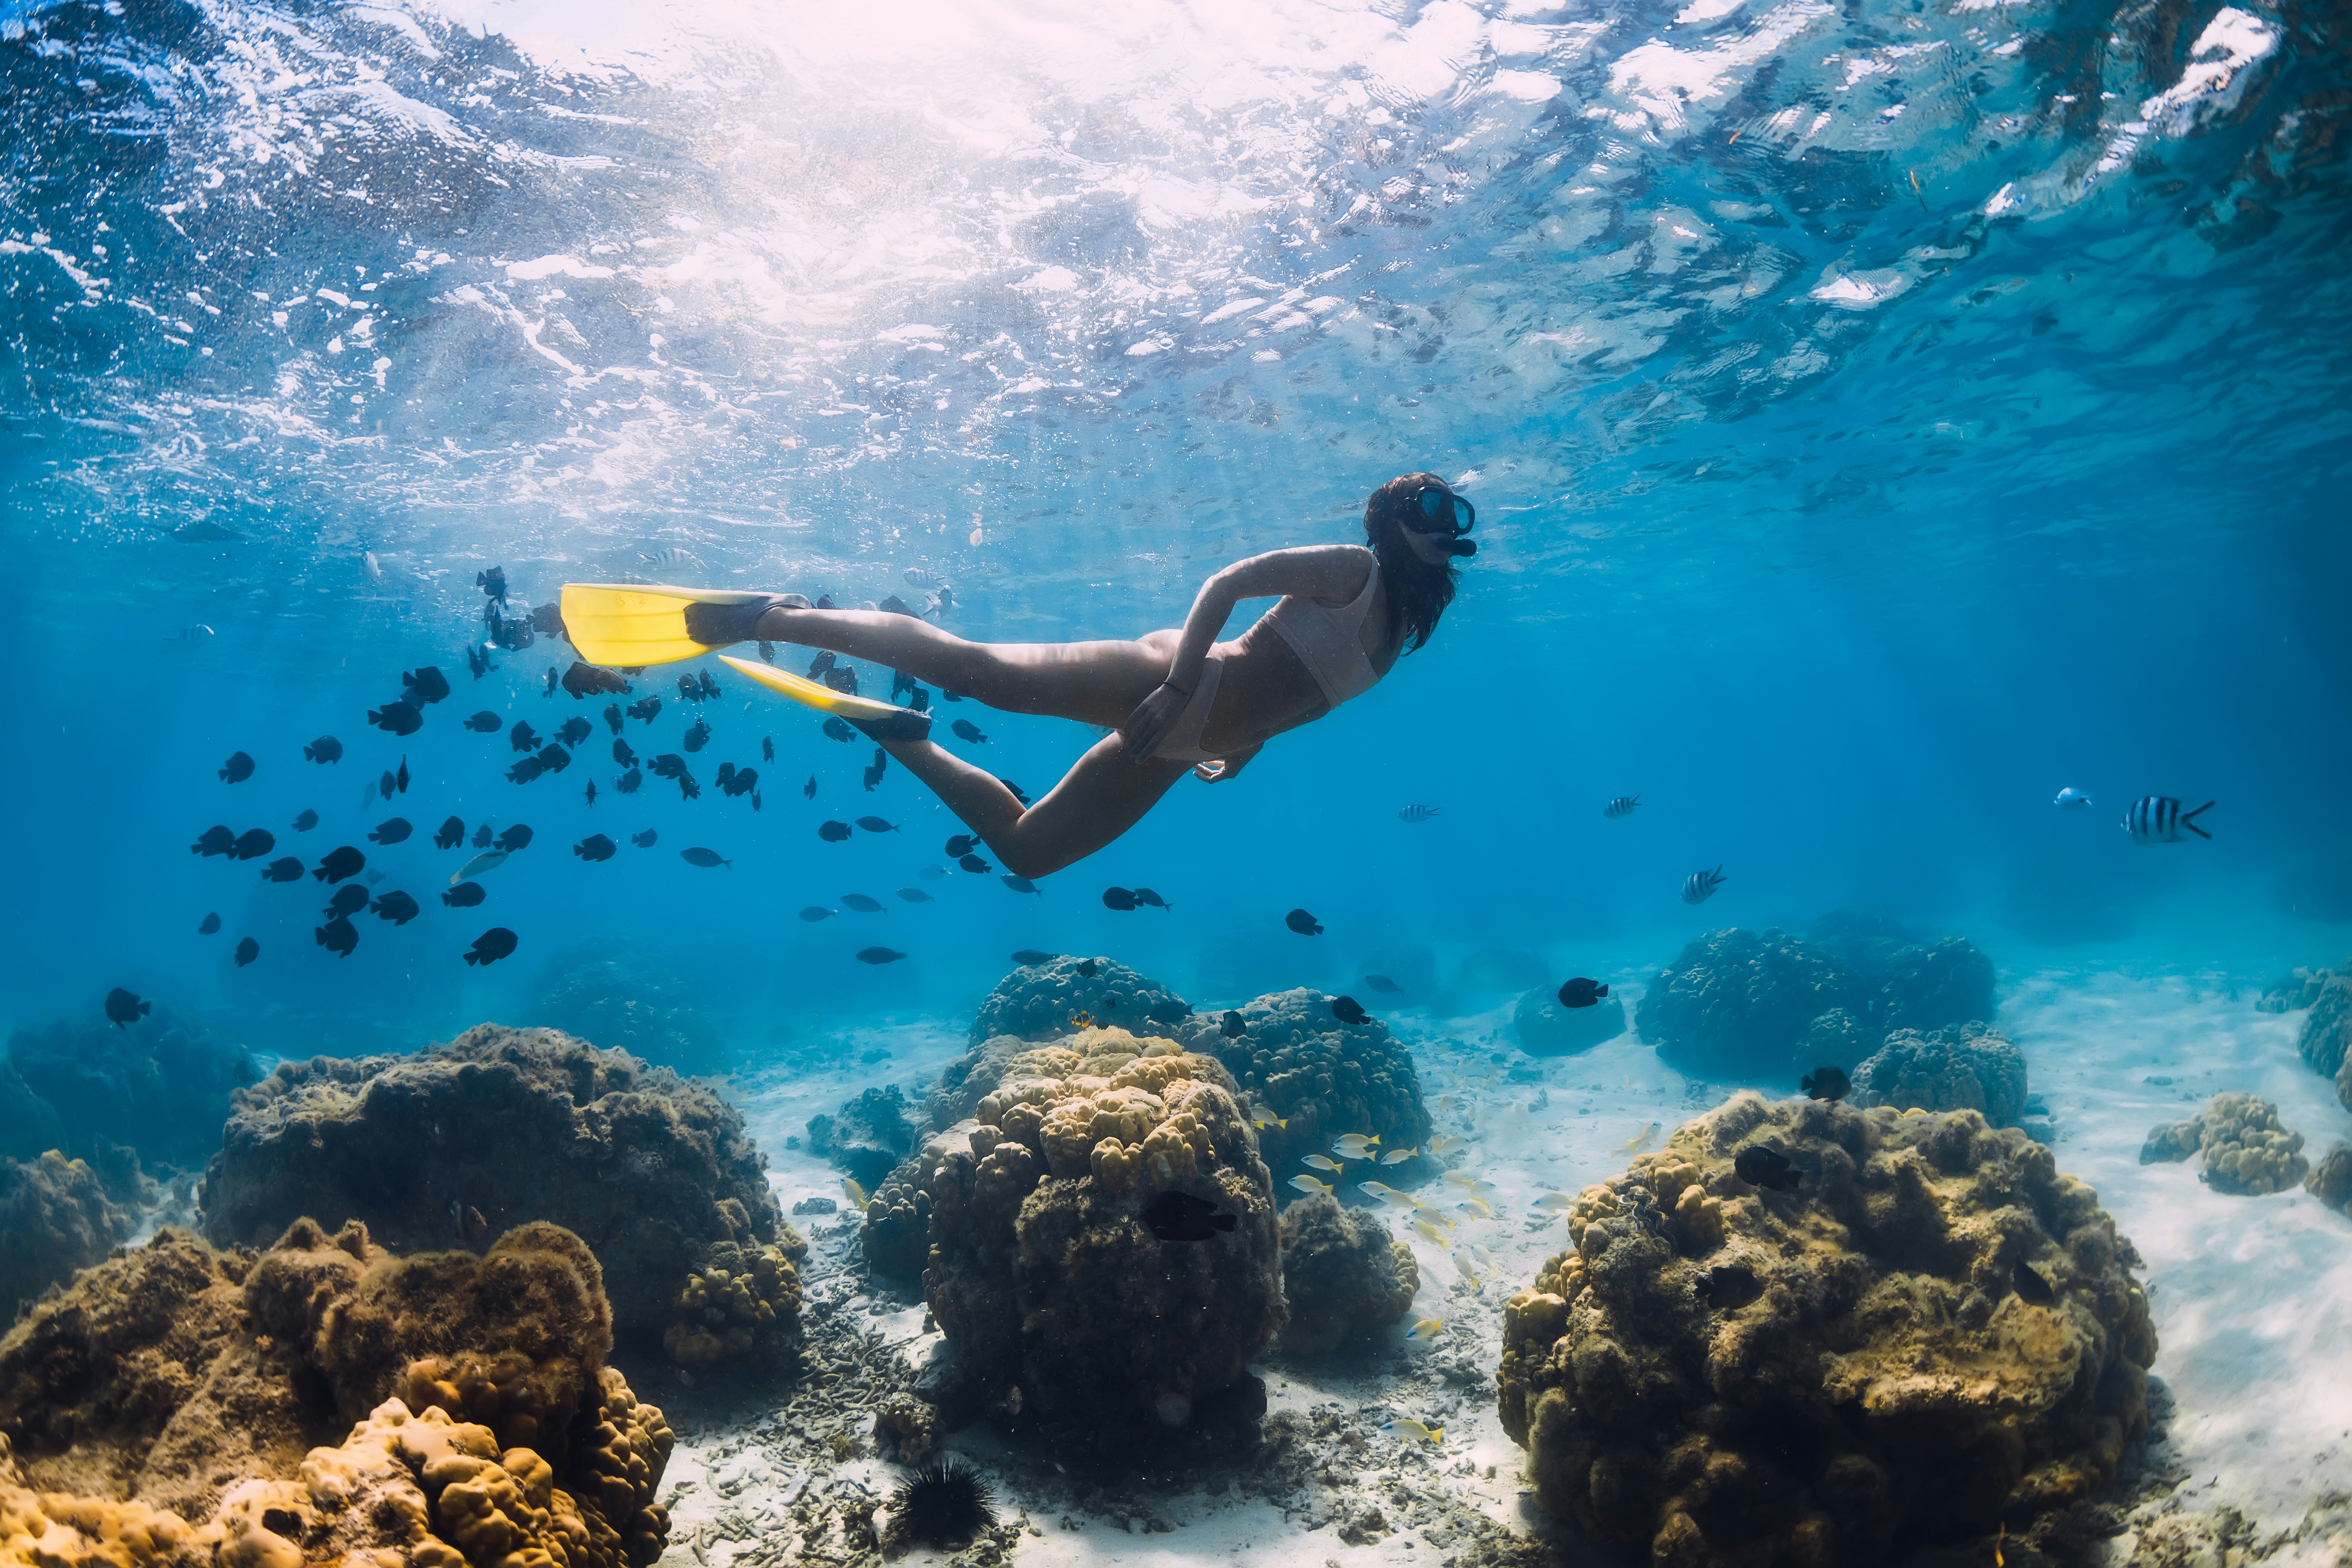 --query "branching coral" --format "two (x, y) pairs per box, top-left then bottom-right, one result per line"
(1851, 1021), (2030, 1128)
(1175, 989), (1432, 1183)
(966, 958), (1192, 1045)
(1498, 1093), (2155, 1566)
(924, 1026), (1280, 1434)
(200, 1024), (785, 1344)
(1275, 1194), (1418, 1355)
(2137, 1092), (2310, 1195)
